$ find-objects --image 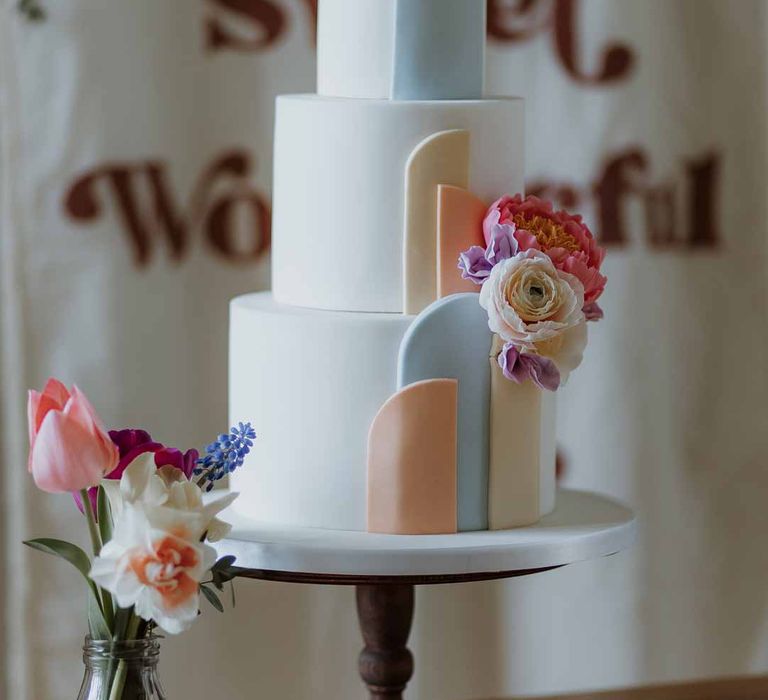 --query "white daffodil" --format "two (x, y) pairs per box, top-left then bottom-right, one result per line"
(90, 504), (216, 634)
(163, 476), (237, 543)
(100, 452), (167, 520)
(102, 453), (237, 542)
